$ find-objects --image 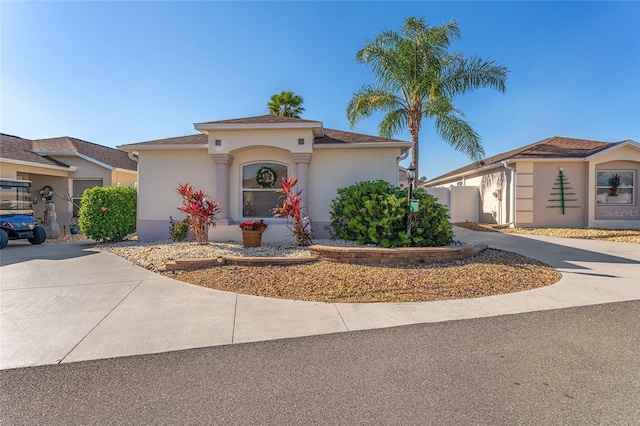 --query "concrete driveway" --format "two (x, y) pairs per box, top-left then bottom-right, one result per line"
(1, 228), (638, 370)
